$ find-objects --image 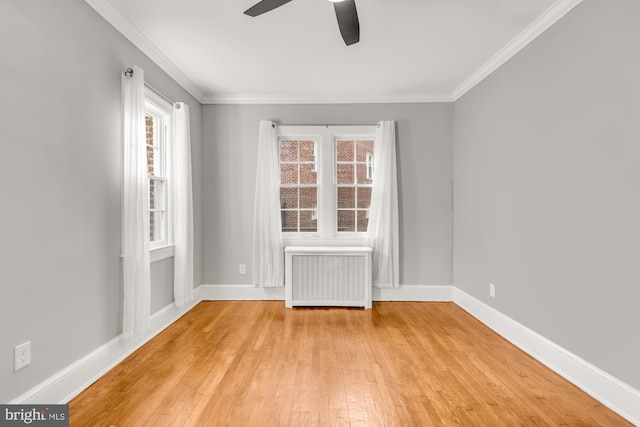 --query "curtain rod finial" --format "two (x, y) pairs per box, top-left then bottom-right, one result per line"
(124, 67), (134, 77)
